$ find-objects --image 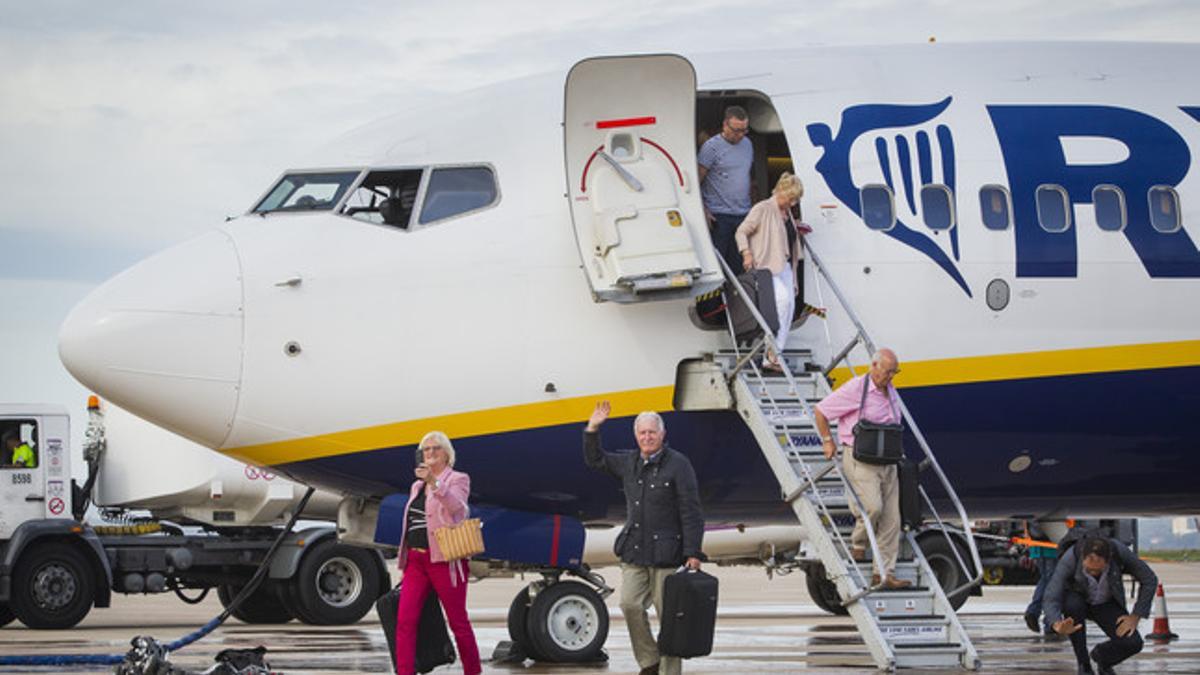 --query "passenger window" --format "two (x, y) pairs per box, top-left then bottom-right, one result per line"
(1036, 184), (1071, 233)
(253, 171), (360, 213)
(418, 167), (499, 225)
(1092, 185), (1126, 232)
(1, 420), (38, 469)
(1148, 186), (1182, 233)
(920, 184), (955, 231)
(978, 185), (1012, 231)
(859, 184), (896, 231)
(341, 169), (424, 229)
